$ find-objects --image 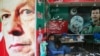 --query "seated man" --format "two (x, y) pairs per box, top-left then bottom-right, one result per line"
(47, 34), (74, 56)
